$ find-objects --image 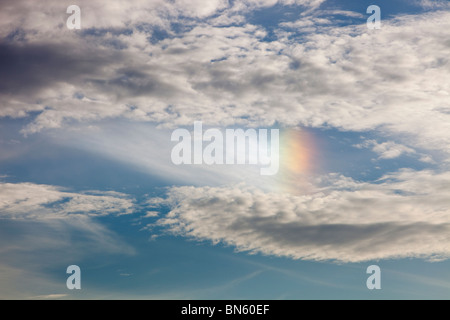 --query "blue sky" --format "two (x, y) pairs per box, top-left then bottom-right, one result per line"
(0, 0), (450, 299)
